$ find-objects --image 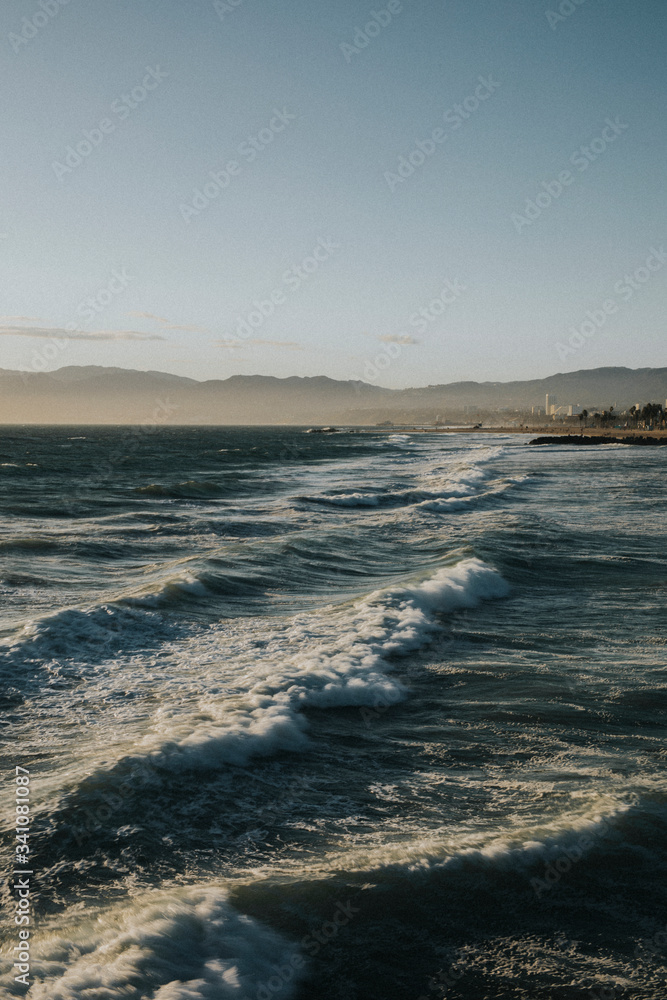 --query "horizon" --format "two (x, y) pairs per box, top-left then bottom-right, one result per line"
(1, 0), (666, 387)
